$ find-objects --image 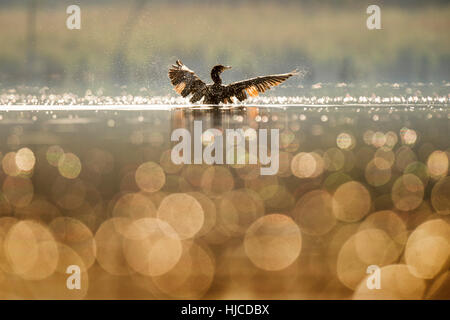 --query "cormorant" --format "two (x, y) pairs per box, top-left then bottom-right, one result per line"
(169, 60), (298, 104)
